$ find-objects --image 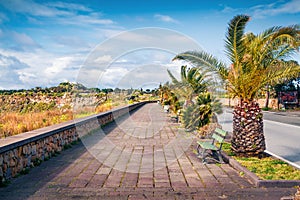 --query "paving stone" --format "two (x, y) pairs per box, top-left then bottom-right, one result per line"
(86, 174), (108, 188)
(0, 103), (297, 199)
(154, 181), (171, 188)
(69, 178), (89, 188)
(103, 170), (123, 187)
(96, 167), (111, 175)
(121, 173), (138, 187)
